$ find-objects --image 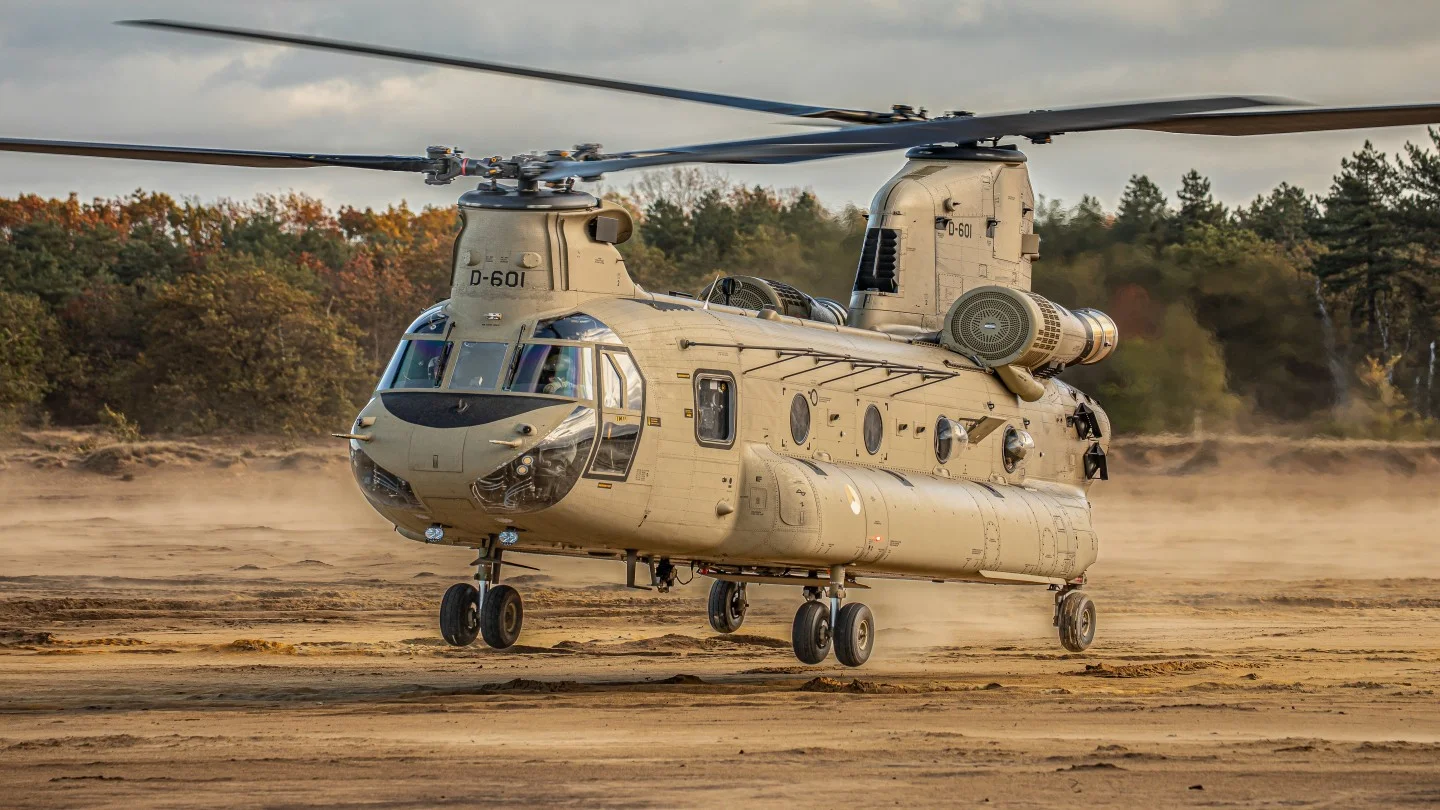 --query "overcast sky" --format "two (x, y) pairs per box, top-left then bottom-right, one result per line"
(2, 0), (1439, 214)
